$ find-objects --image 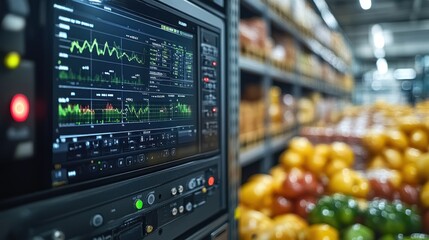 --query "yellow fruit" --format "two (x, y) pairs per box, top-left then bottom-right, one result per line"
(240, 175), (274, 210)
(386, 129), (408, 150)
(314, 144), (331, 158)
(404, 148), (422, 164)
(330, 142), (354, 166)
(402, 163), (419, 185)
(328, 169), (369, 198)
(328, 168), (352, 194)
(398, 116), (422, 133)
(416, 153), (429, 181)
(248, 174), (273, 184)
(362, 130), (386, 153)
(272, 214), (308, 240)
(280, 150), (305, 169)
(410, 129), (429, 151)
(421, 181), (429, 208)
(305, 224), (339, 240)
(325, 158), (348, 177)
(289, 137), (314, 159)
(270, 166), (287, 193)
(389, 170), (403, 189)
(382, 148), (403, 170)
(367, 155), (388, 169)
(239, 209), (273, 240)
(306, 155), (328, 174)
